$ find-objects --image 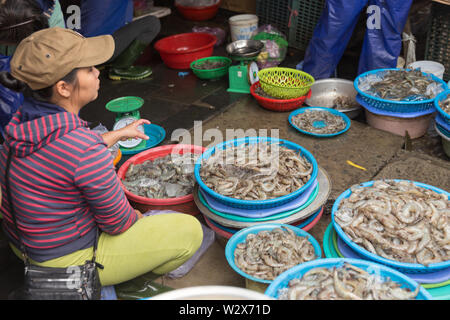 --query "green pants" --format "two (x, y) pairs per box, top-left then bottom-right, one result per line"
(10, 213), (203, 286)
